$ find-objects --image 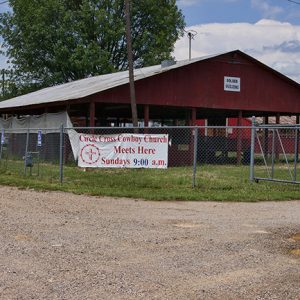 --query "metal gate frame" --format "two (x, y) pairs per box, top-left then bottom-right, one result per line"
(250, 117), (300, 184)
